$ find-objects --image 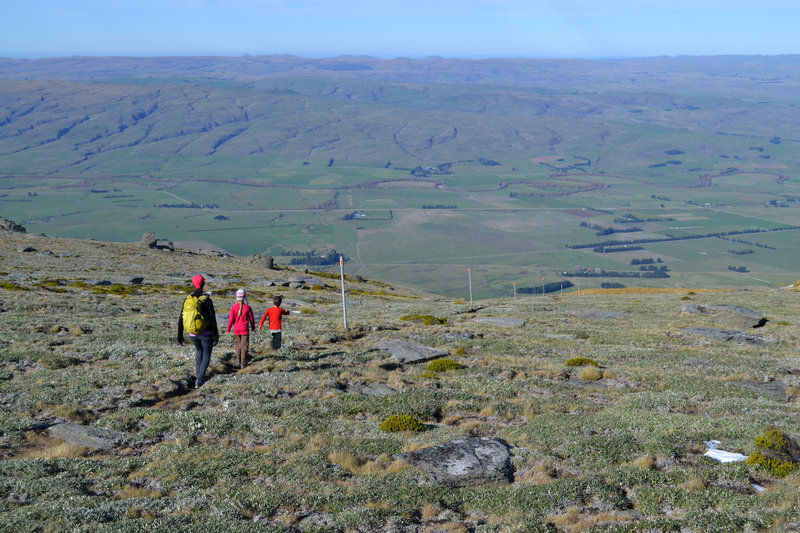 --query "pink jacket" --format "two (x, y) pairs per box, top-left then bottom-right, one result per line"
(226, 303), (255, 335)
